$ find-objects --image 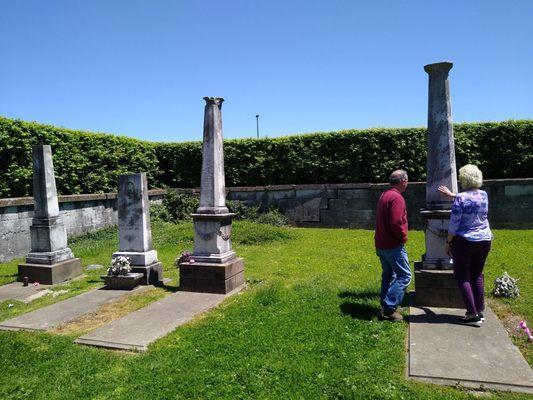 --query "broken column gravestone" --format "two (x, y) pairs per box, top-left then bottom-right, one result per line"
(178, 97), (245, 294)
(414, 62), (463, 308)
(18, 145), (82, 284)
(111, 173), (163, 286)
